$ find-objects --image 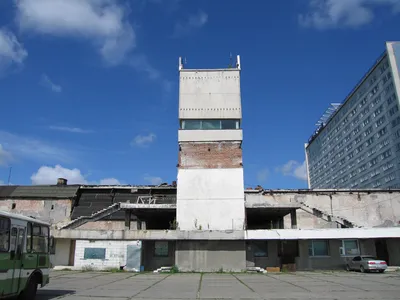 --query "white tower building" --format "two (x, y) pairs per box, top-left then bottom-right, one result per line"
(176, 56), (245, 231)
